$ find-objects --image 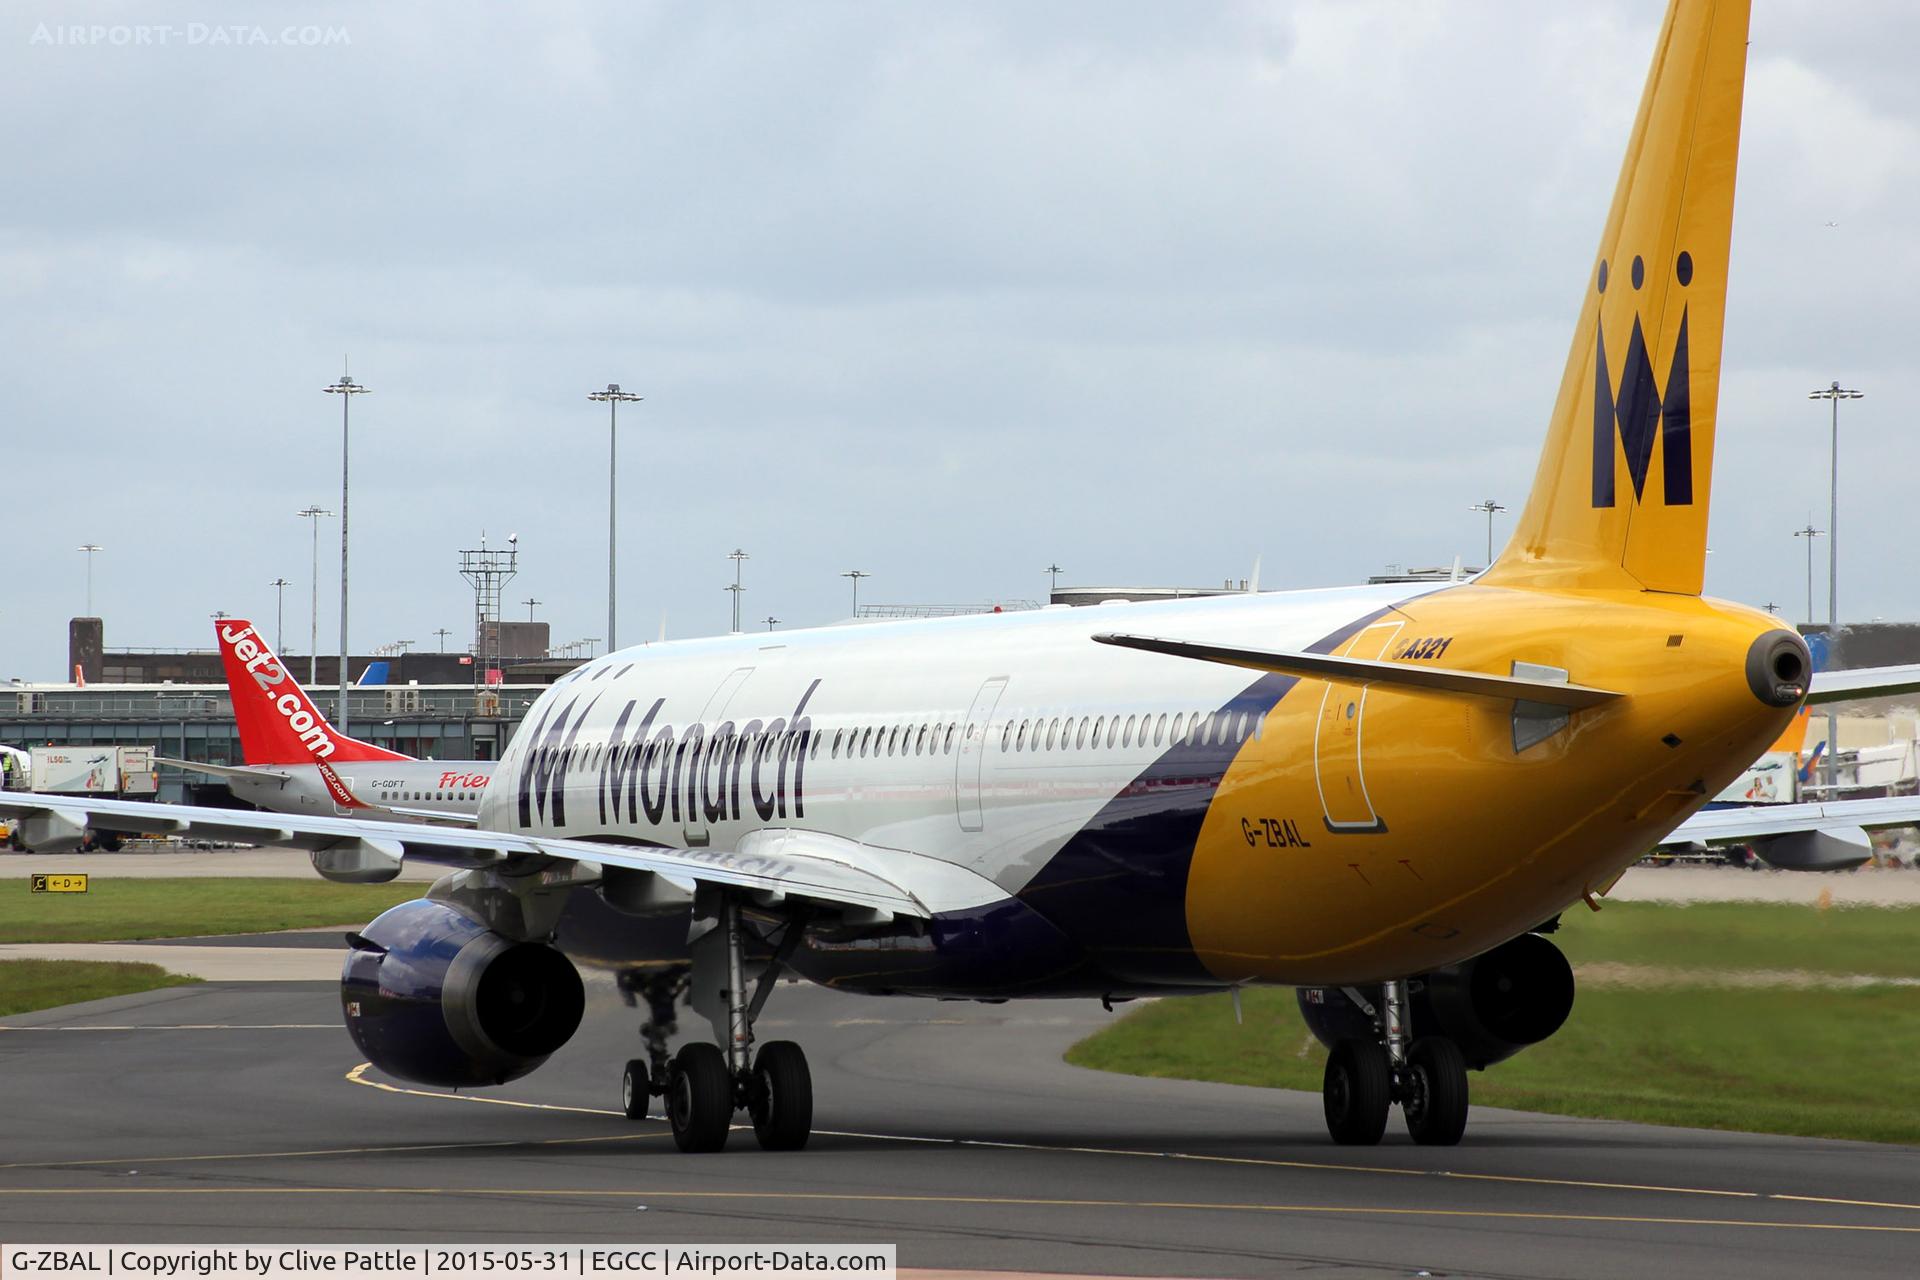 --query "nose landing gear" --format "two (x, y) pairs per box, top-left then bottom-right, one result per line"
(1321, 979), (1469, 1146)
